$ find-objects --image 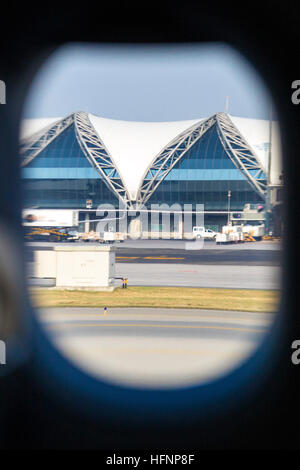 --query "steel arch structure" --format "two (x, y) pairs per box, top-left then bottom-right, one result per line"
(21, 111), (267, 208)
(20, 114), (74, 167)
(136, 112), (267, 206)
(20, 112), (130, 206)
(215, 113), (267, 196)
(73, 112), (130, 205)
(135, 115), (216, 206)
